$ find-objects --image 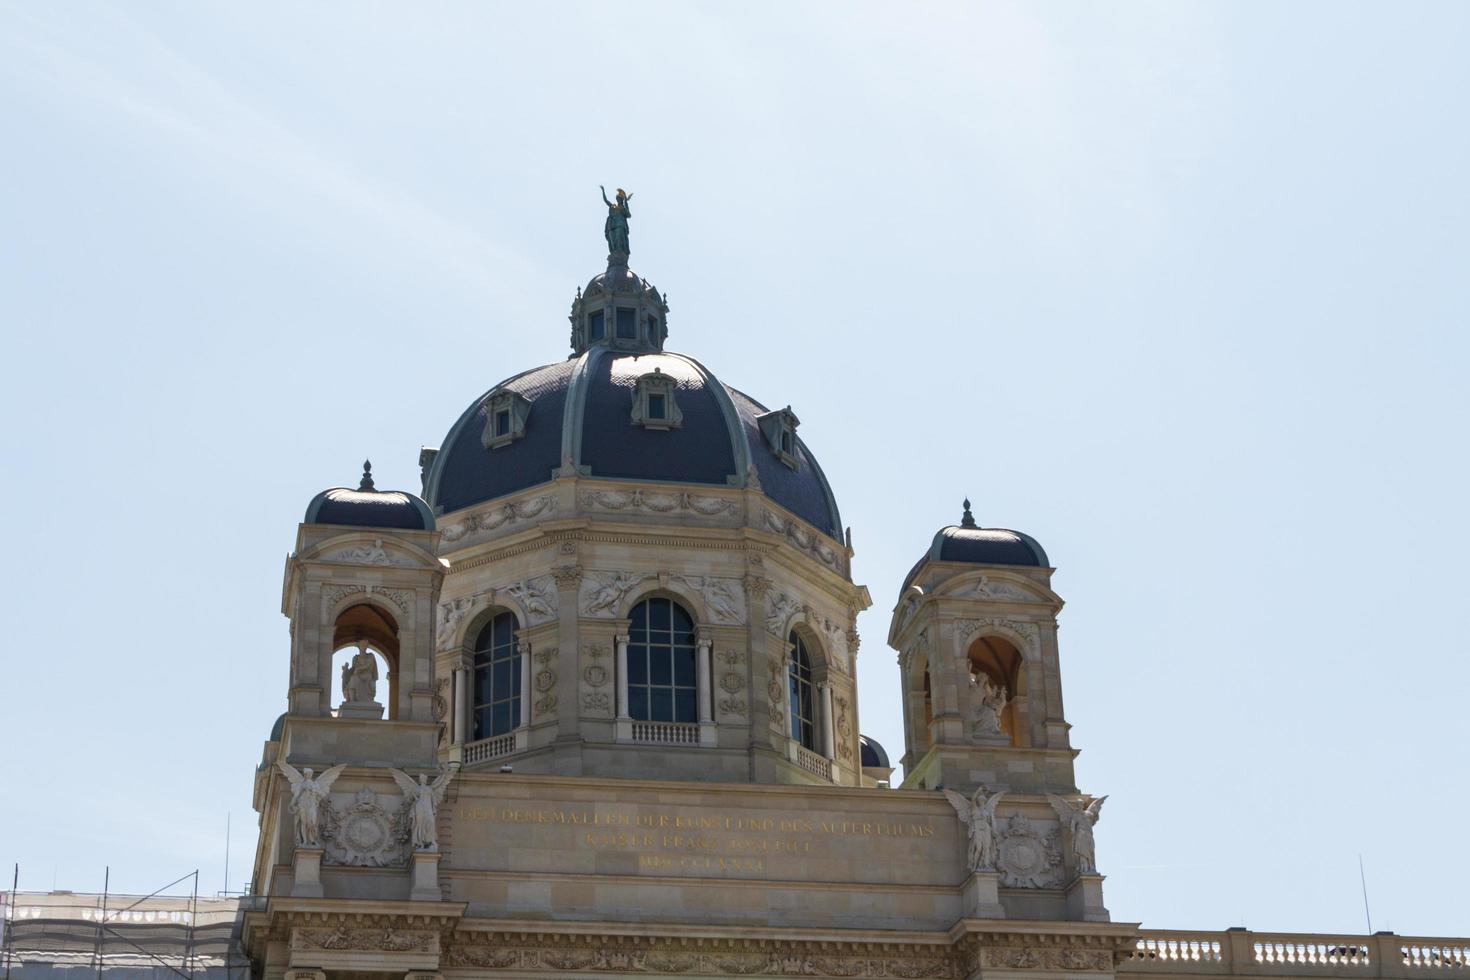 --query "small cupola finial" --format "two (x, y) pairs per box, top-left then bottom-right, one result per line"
(359, 460), (375, 491)
(960, 498), (977, 528)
